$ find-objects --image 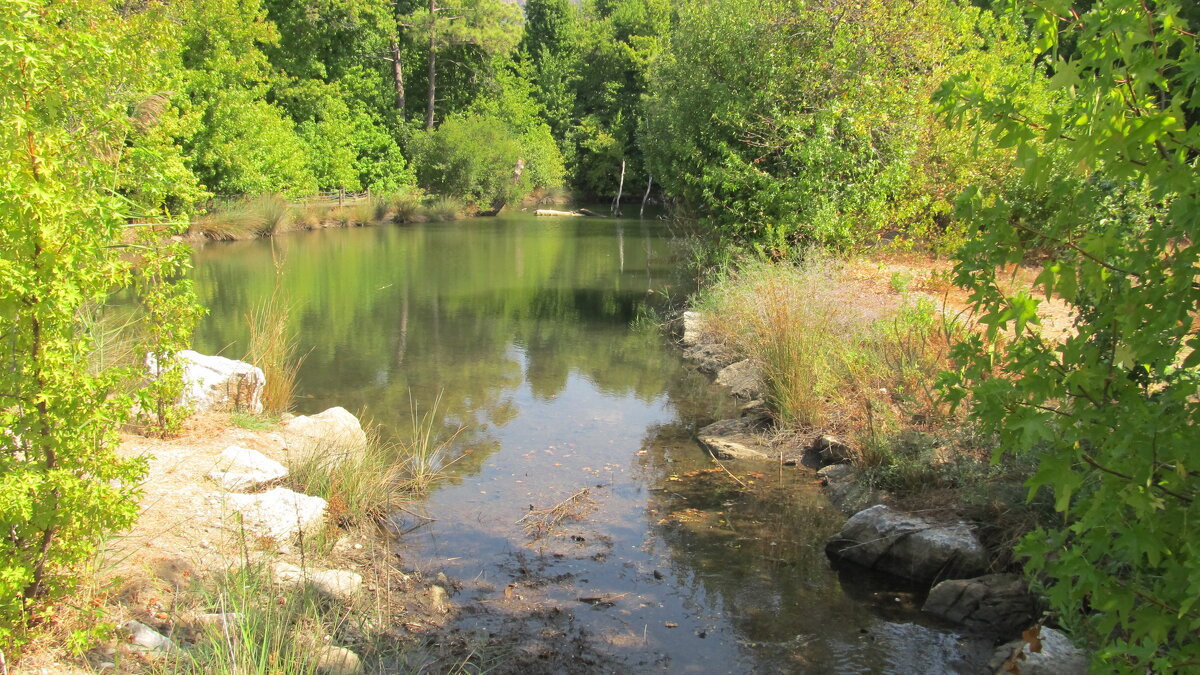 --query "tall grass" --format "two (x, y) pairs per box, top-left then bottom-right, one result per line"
(398, 395), (466, 493)
(245, 248), (303, 415)
(285, 398), (465, 529)
(425, 196), (463, 222)
(190, 195), (292, 240)
(389, 192), (425, 223)
(696, 256), (972, 467)
(285, 429), (406, 528)
(156, 561), (358, 675)
(697, 257), (845, 427)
